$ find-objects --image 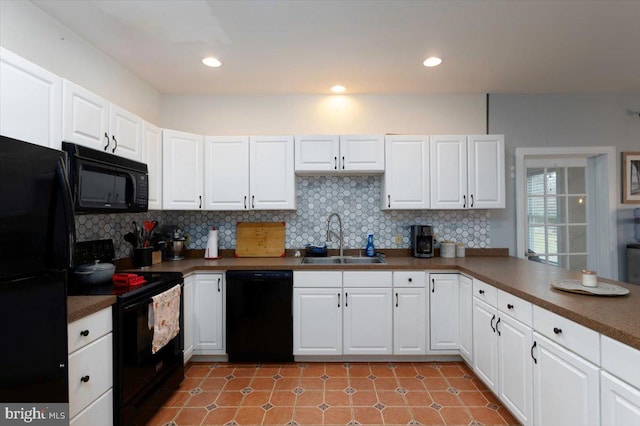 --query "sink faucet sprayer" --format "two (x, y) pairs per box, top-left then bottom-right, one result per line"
(325, 213), (344, 258)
